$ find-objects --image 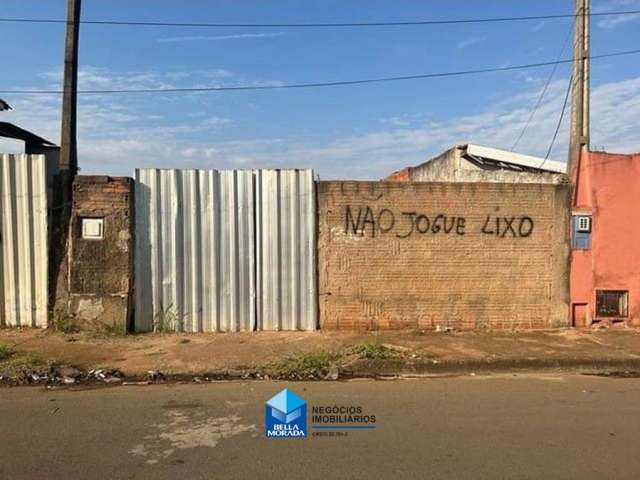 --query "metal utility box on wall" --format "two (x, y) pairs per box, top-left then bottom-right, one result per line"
(572, 214), (592, 250)
(69, 176), (134, 331)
